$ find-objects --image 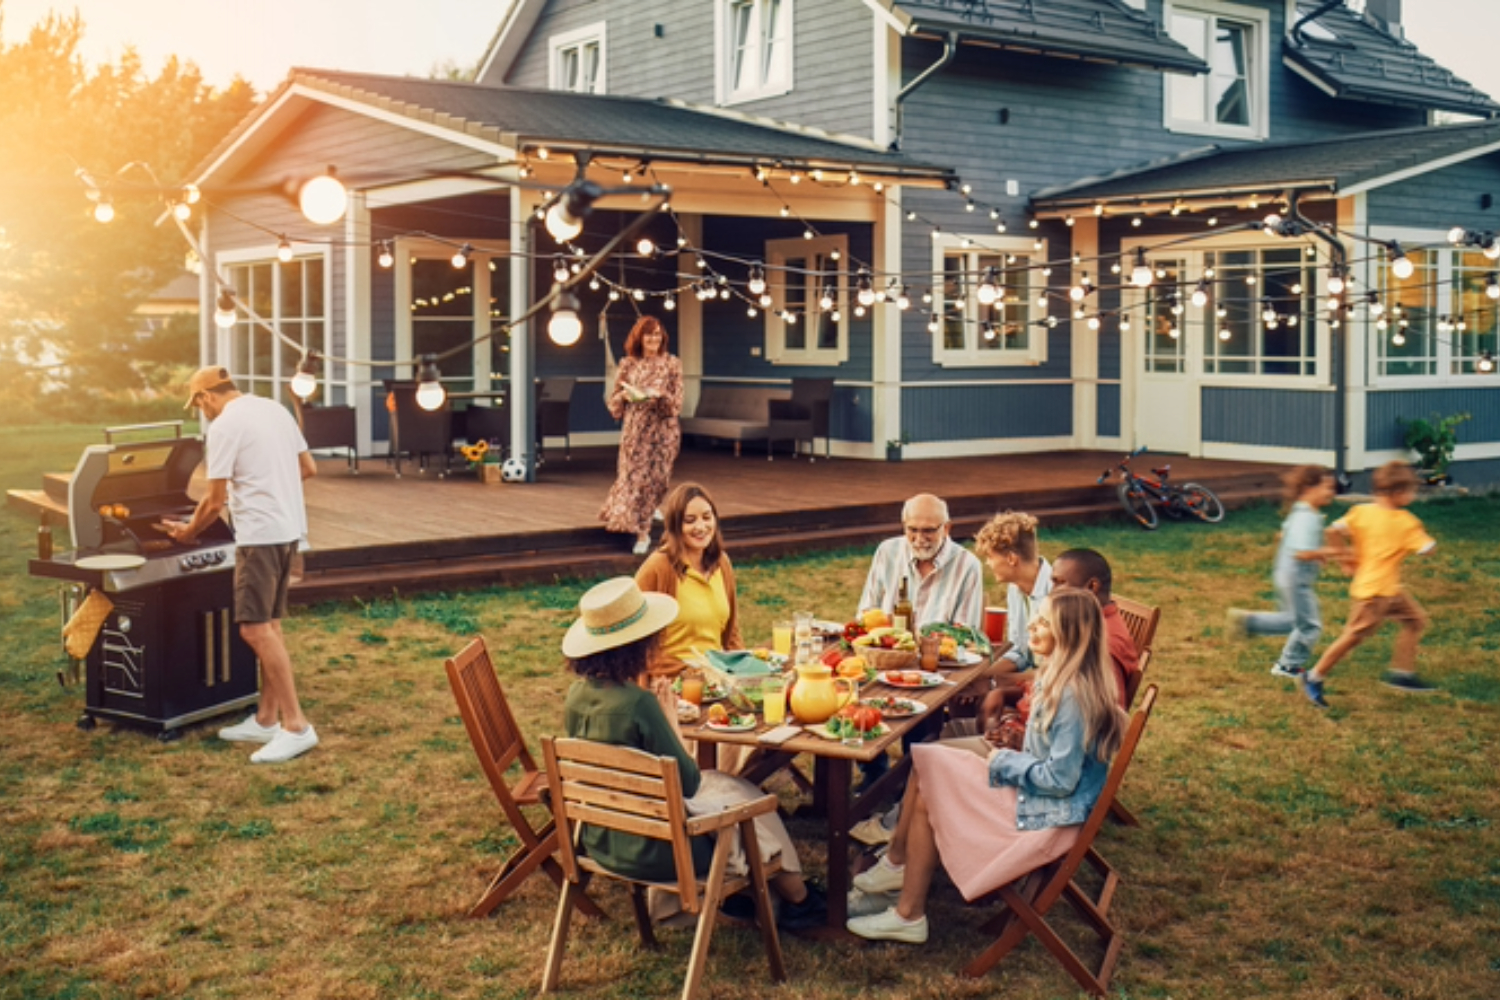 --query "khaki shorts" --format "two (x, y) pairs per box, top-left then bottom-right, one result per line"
(234, 543), (299, 623)
(1338, 591), (1428, 641)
